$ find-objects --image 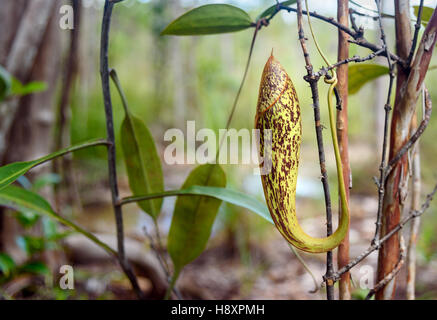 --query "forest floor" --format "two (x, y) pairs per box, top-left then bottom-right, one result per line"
(62, 188), (437, 300)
